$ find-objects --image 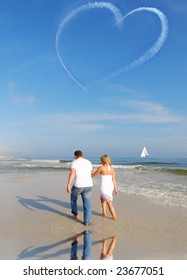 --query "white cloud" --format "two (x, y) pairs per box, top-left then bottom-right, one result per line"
(1, 100), (186, 158)
(6, 99), (183, 137)
(7, 81), (35, 105)
(169, 1), (187, 14)
(39, 113), (104, 133)
(7, 81), (16, 91)
(121, 100), (181, 123)
(11, 93), (35, 105)
(36, 101), (182, 133)
(0, 145), (15, 156)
